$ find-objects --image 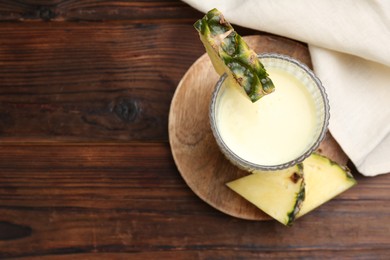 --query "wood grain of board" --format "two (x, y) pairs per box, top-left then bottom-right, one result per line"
(169, 35), (349, 220)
